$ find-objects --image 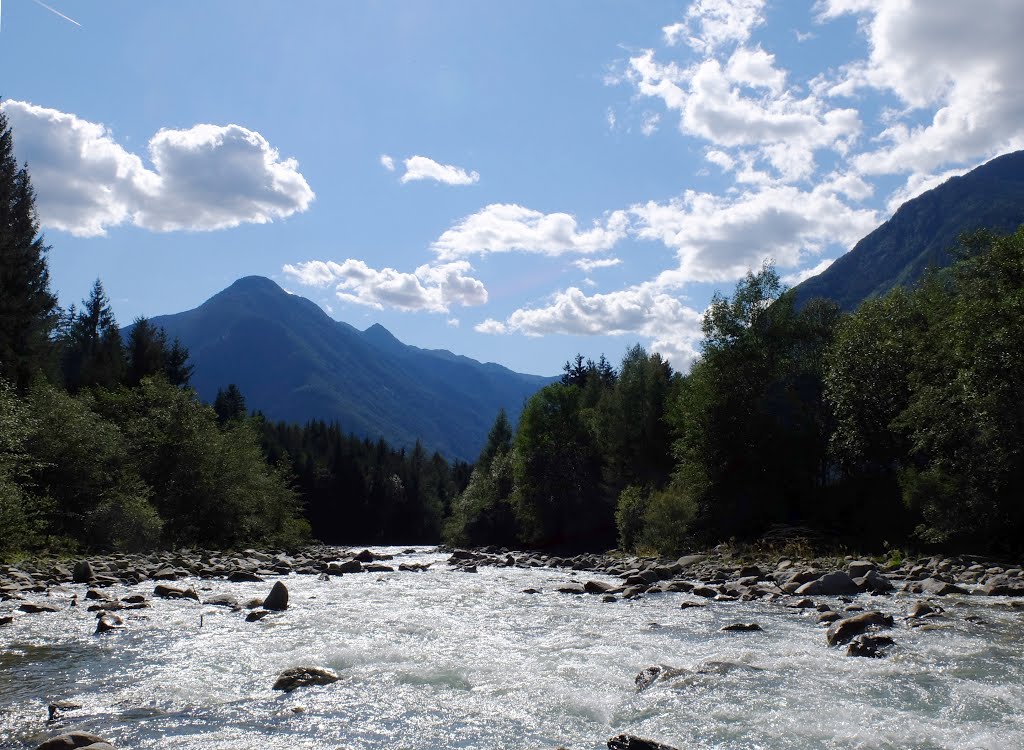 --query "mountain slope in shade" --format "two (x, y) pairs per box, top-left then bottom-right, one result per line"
(139, 276), (554, 461)
(793, 150), (1024, 311)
